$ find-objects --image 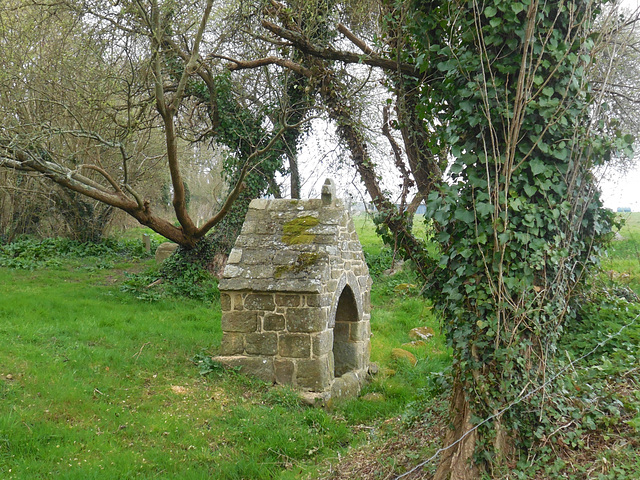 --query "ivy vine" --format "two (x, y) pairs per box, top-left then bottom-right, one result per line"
(403, 0), (633, 470)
